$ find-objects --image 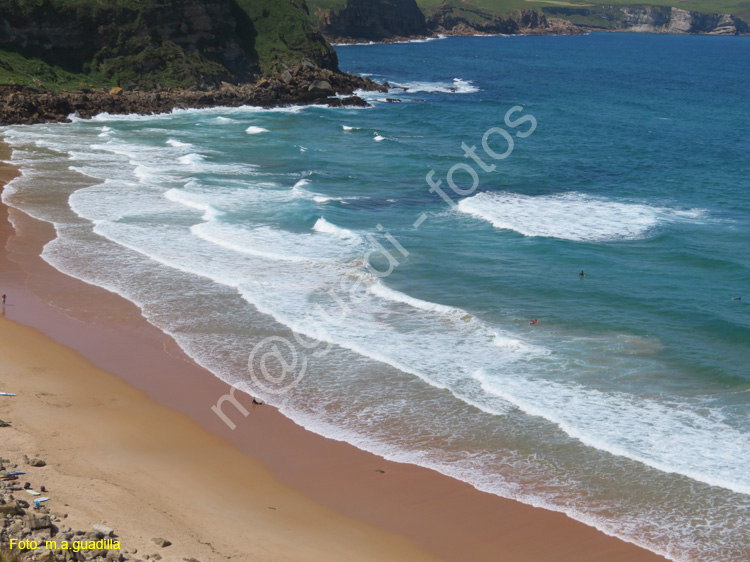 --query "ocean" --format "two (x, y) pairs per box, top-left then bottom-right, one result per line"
(2, 32), (749, 561)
